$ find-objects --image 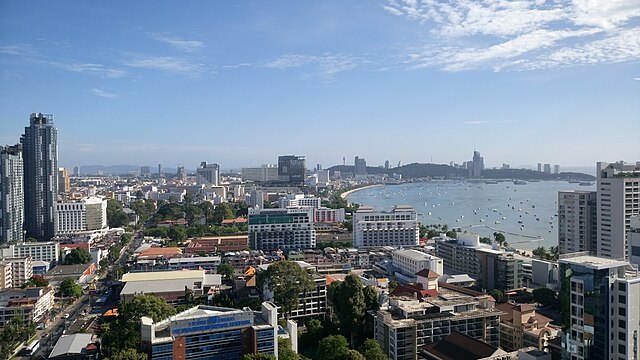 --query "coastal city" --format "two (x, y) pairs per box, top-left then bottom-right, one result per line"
(1, 113), (639, 360)
(2, 2), (639, 360)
